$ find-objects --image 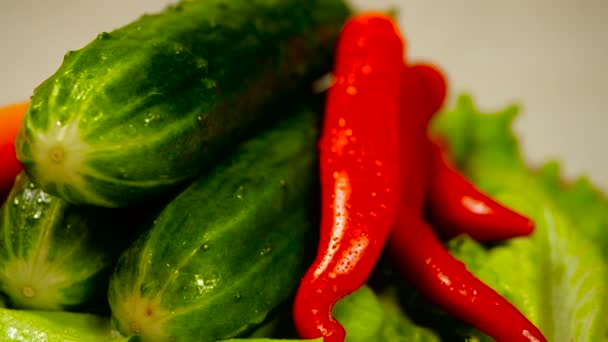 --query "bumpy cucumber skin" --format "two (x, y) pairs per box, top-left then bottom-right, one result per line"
(108, 107), (320, 341)
(16, 0), (349, 207)
(0, 172), (146, 311)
